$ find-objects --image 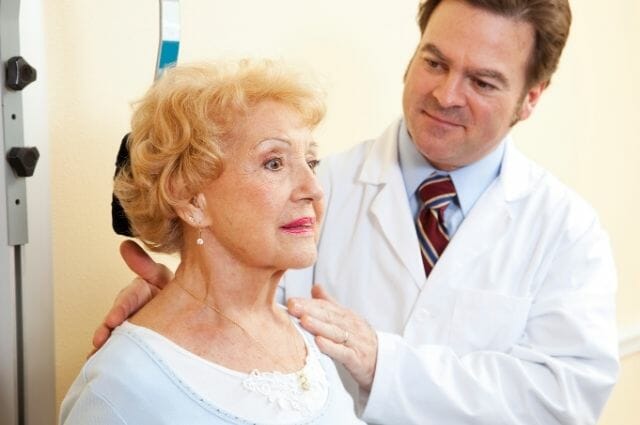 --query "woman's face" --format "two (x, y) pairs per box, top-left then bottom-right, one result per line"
(200, 100), (324, 271)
